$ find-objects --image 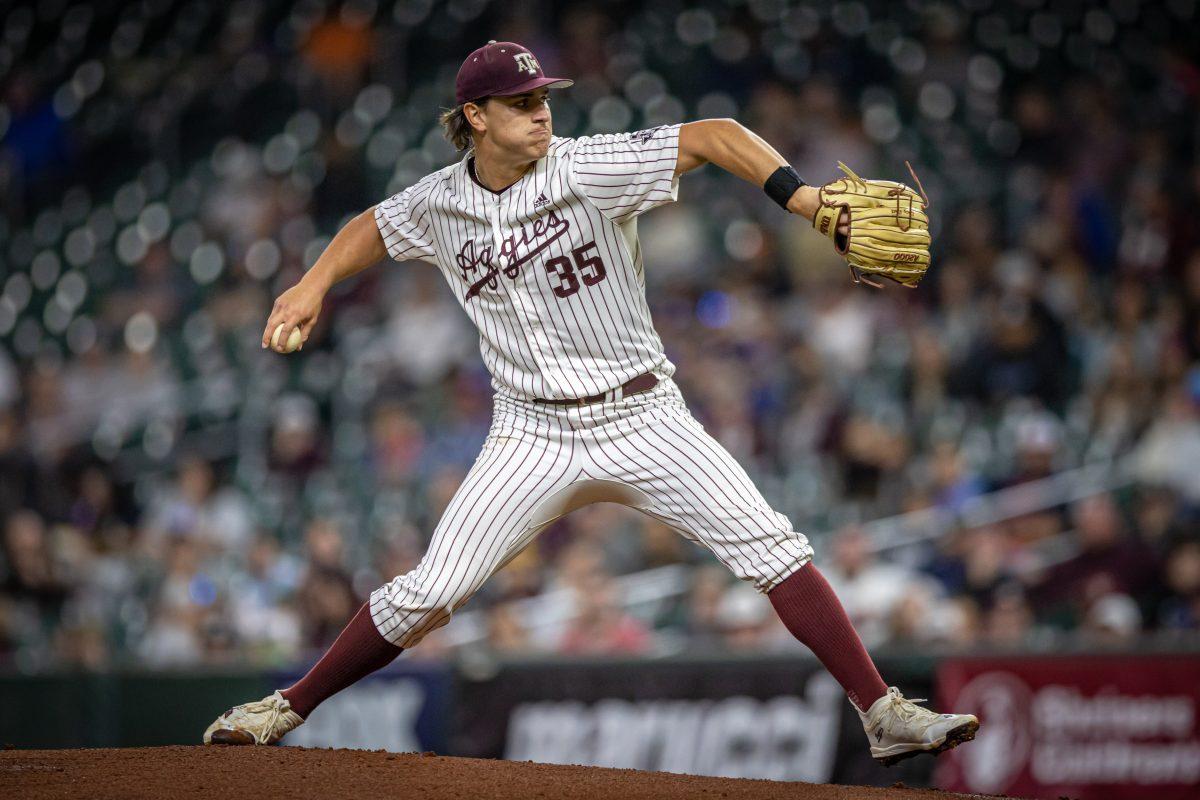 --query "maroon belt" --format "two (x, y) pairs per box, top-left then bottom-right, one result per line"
(533, 373), (659, 406)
